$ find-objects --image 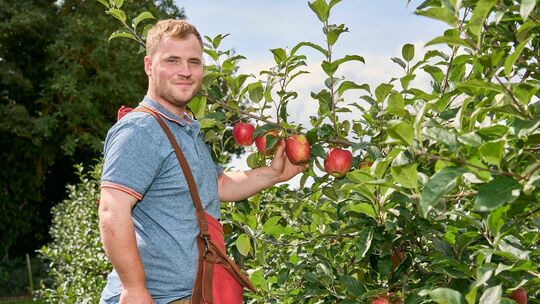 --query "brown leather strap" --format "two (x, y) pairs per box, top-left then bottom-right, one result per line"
(135, 107), (207, 303)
